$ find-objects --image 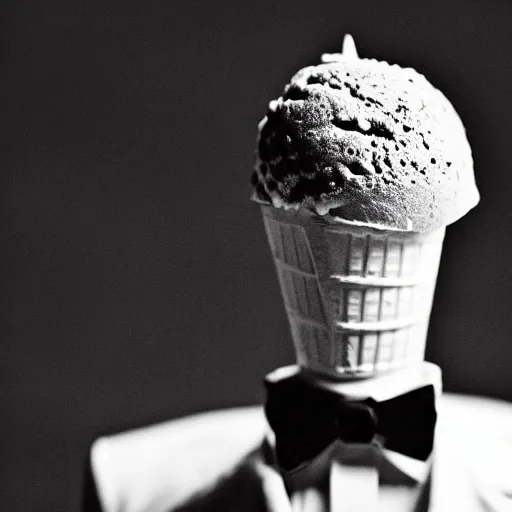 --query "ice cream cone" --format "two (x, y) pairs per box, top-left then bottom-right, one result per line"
(261, 204), (445, 379)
